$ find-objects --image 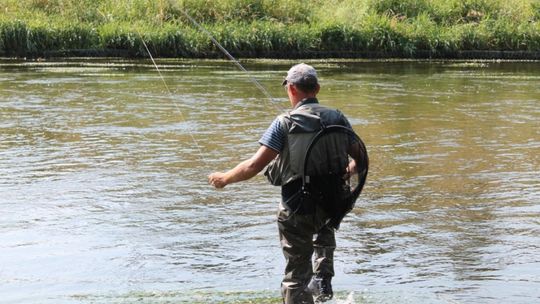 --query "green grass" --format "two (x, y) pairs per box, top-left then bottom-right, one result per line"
(0, 0), (539, 58)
